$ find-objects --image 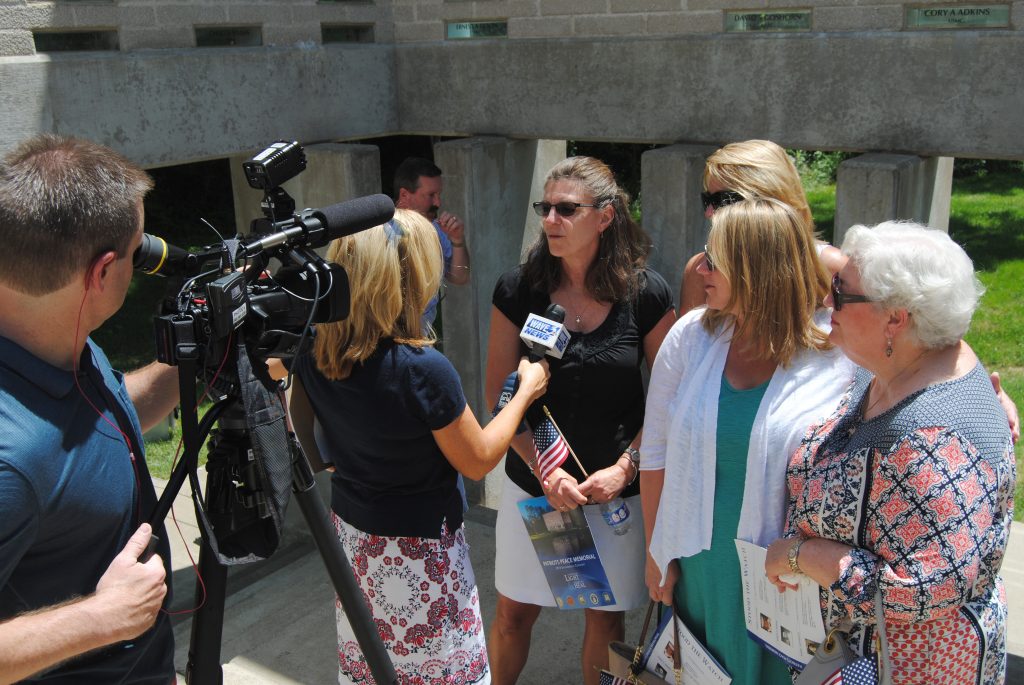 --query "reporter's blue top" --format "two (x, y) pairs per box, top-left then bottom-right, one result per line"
(292, 339), (467, 538)
(0, 336), (174, 684)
